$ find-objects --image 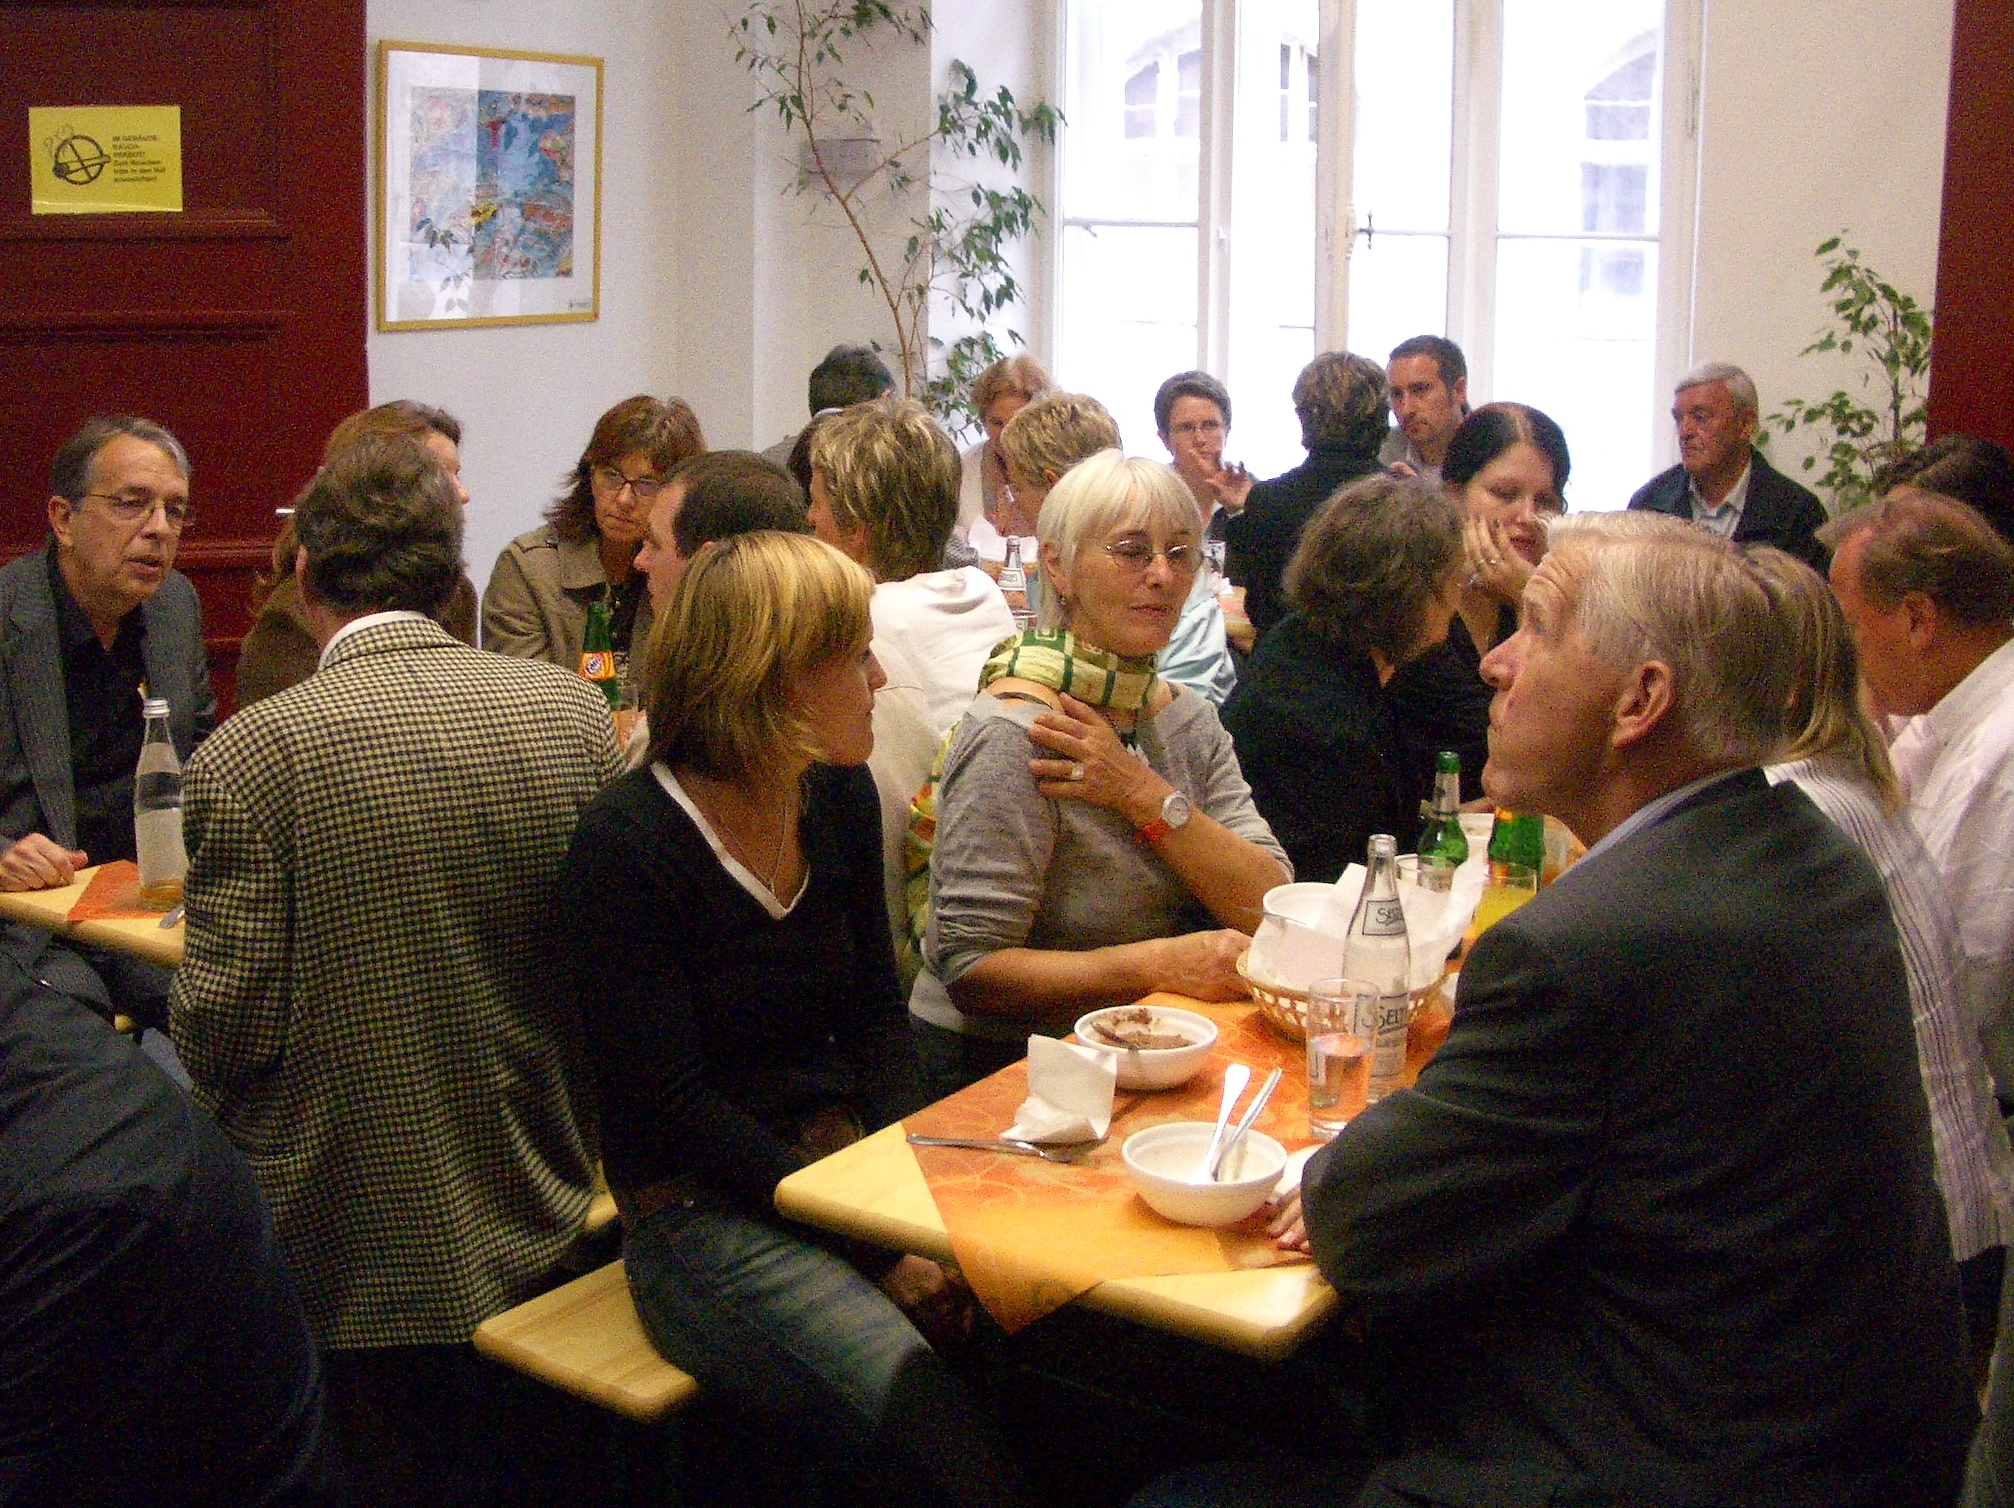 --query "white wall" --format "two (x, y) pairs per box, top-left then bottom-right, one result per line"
(365, 0), (680, 595)
(1679, 0), (1954, 484)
